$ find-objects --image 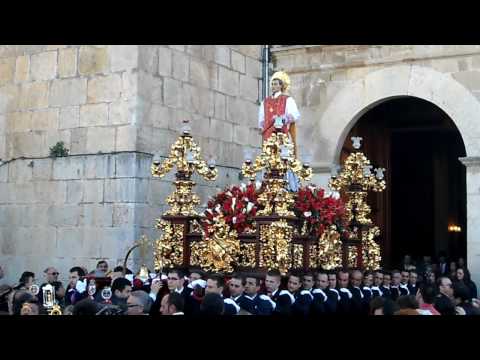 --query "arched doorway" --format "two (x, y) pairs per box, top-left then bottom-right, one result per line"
(340, 96), (467, 268)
